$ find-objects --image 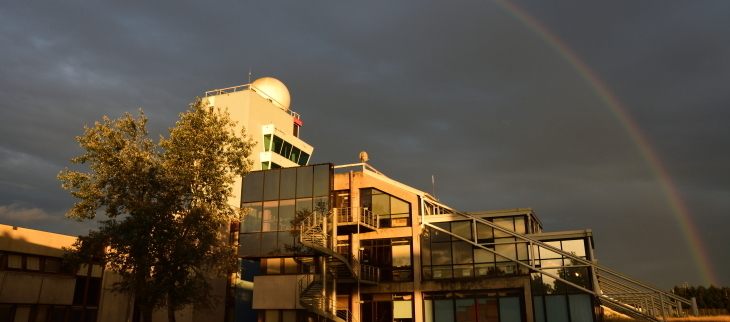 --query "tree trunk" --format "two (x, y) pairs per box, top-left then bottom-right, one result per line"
(142, 308), (153, 322)
(167, 292), (177, 322)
